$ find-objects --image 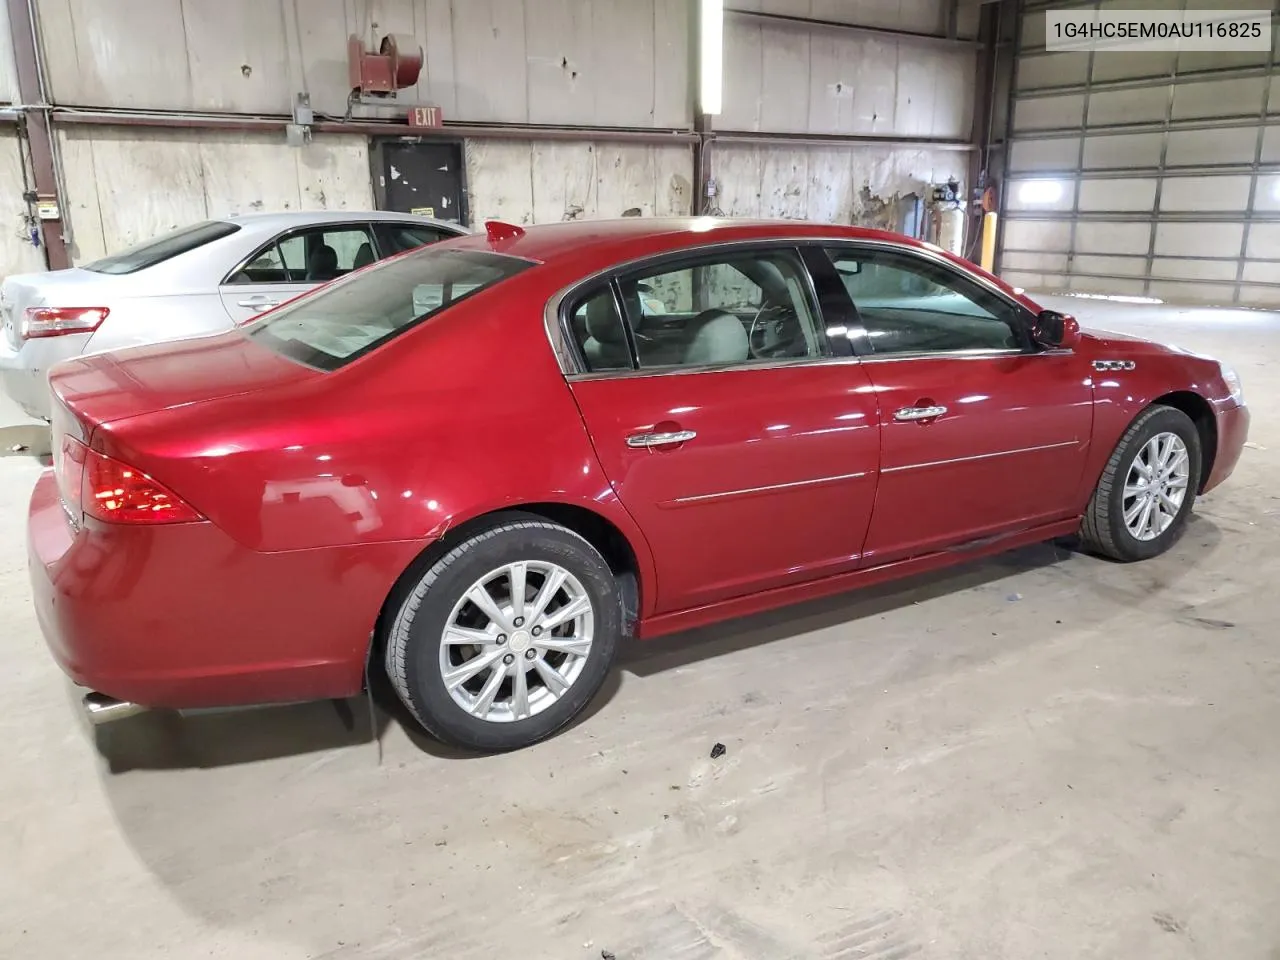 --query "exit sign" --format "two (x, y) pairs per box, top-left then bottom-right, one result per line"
(407, 106), (443, 128)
